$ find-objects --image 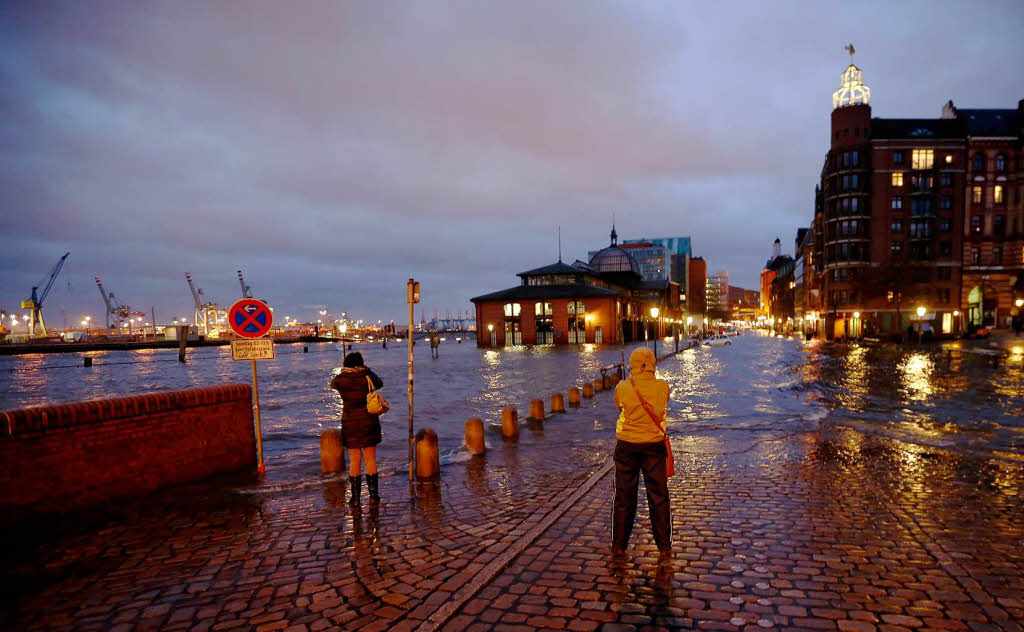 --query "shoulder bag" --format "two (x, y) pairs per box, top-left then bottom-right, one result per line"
(366, 376), (390, 415)
(628, 377), (674, 477)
